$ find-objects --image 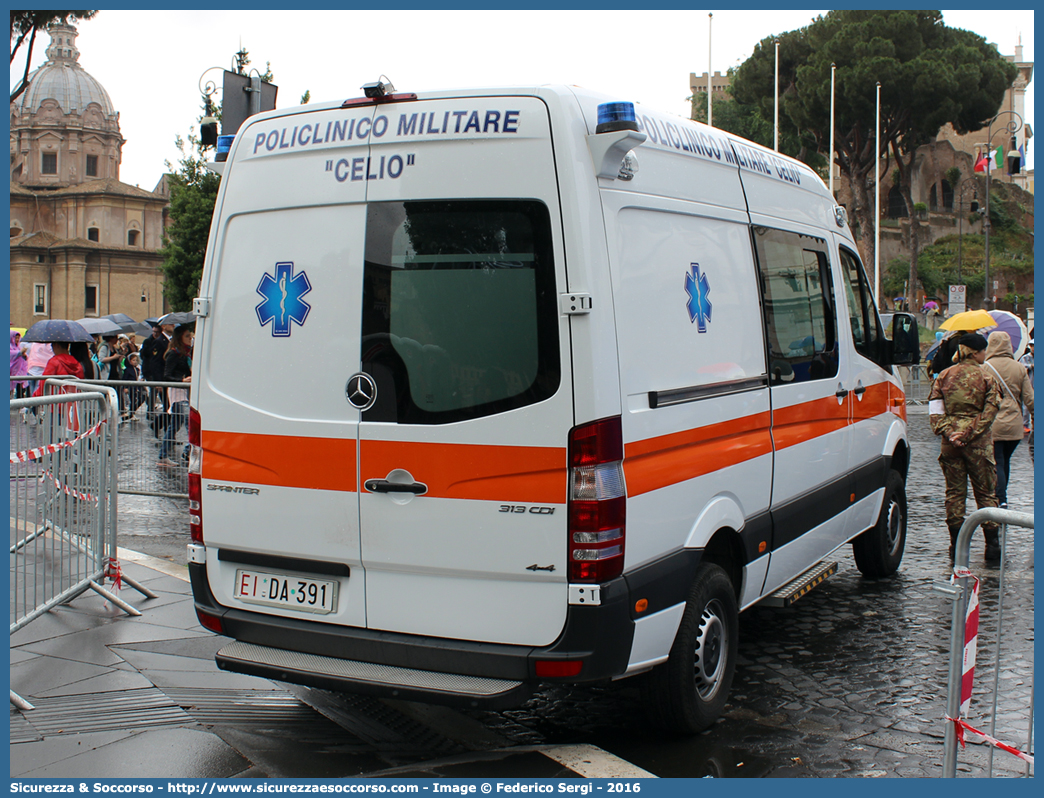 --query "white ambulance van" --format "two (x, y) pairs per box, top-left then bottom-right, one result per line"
(186, 84), (920, 733)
